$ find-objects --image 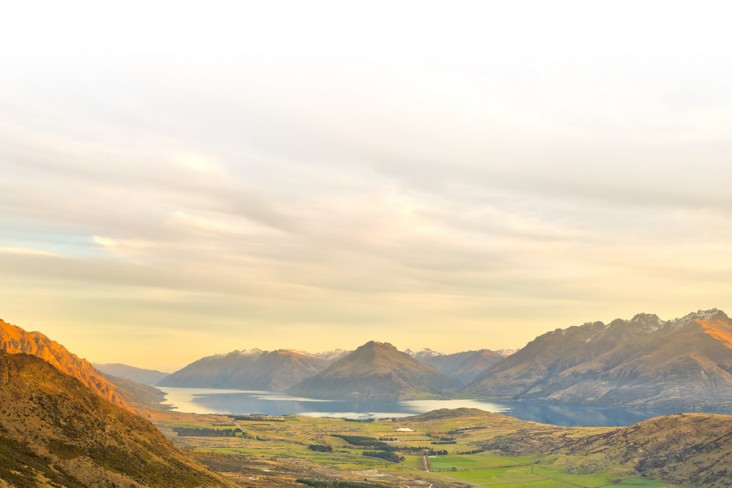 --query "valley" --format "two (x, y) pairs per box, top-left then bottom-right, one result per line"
(148, 407), (730, 487)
